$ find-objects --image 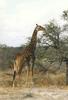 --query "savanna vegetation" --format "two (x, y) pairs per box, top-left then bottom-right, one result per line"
(0, 10), (68, 87)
